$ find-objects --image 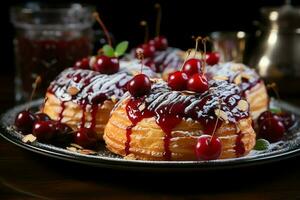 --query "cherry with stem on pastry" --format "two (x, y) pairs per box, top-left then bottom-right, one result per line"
(74, 127), (98, 149)
(206, 52), (220, 66)
(93, 12), (112, 47)
(195, 100), (222, 160)
(182, 37), (203, 77)
(136, 21), (155, 58)
(14, 76), (42, 133)
(167, 71), (188, 91)
(93, 55), (119, 74)
(128, 52), (152, 97)
(149, 3), (168, 50)
(187, 73), (209, 93)
(32, 120), (56, 143)
(74, 57), (90, 69)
